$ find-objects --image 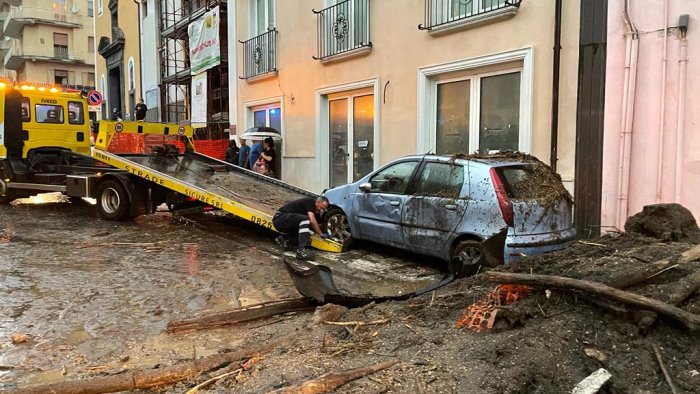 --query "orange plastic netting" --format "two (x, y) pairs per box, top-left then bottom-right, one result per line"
(456, 284), (532, 332)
